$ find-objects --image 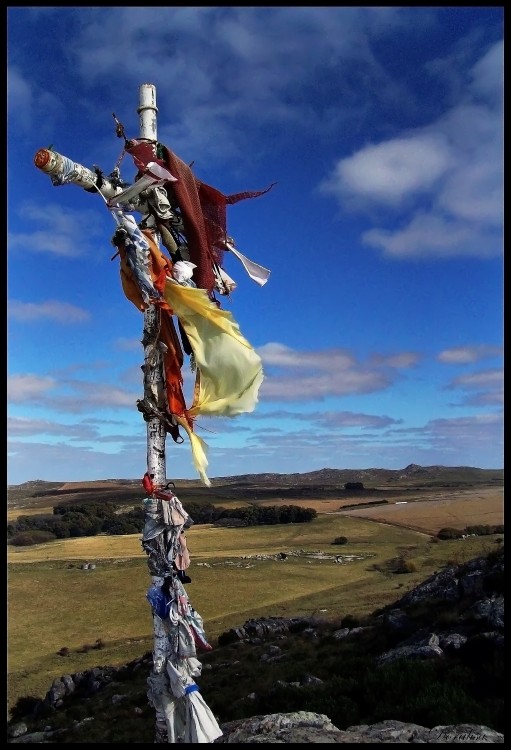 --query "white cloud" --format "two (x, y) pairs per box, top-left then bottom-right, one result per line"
(277, 409), (401, 430)
(320, 134), (452, 207)
(470, 39), (503, 104)
(261, 370), (390, 401)
(257, 343), (394, 400)
(7, 374), (57, 401)
(423, 412), (502, 440)
(7, 415), (98, 439)
(34, 7), (433, 165)
(448, 368), (503, 390)
(369, 352), (421, 368)
(463, 391), (503, 408)
(8, 65), (63, 136)
(362, 212), (501, 259)
(256, 343), (432, 401)
(9, 300), (91, 323)
(9, 202), (107, 258)
(7, 373), (138, 413)
(115, 337), (141, 351)
(7, 67), (32, 131)
(7, 438), (145, 485)
(444, 367), (503, 408)
(320, 39), (503, 261)
(437, 345), (503, 364)
(258, 342), (355, 371)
